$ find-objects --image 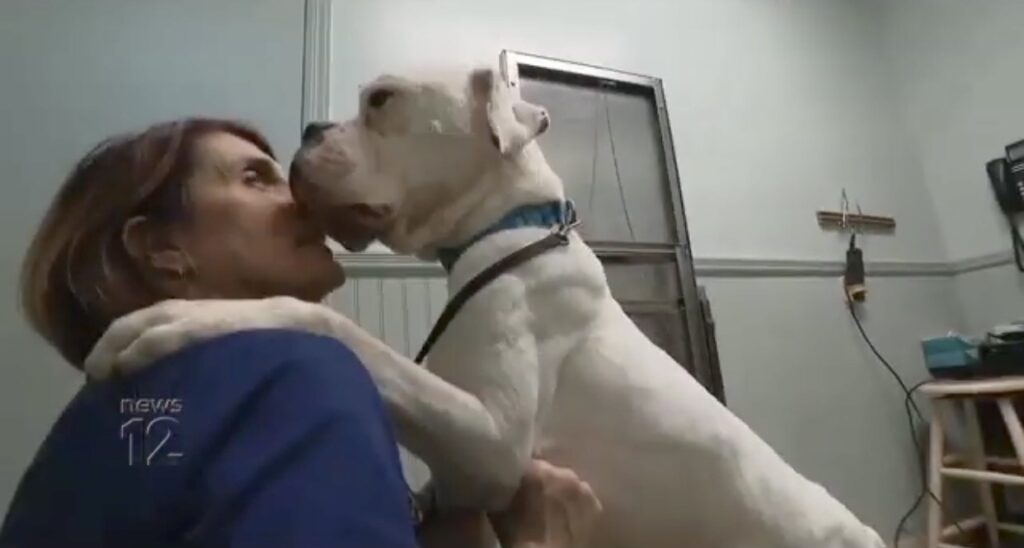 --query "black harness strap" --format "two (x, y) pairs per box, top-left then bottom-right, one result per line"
(413, 221), (577, 365)
(408, 203), (579, 526)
